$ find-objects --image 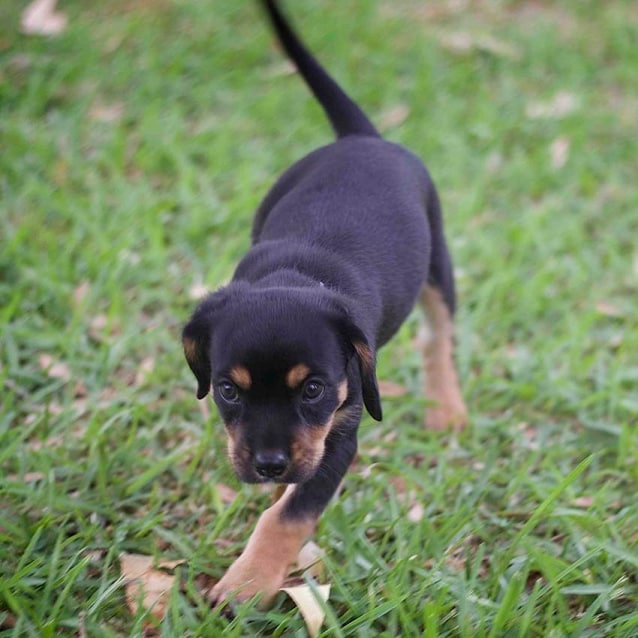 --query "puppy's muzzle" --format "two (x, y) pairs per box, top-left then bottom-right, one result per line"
(253, 449), (289, 480)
